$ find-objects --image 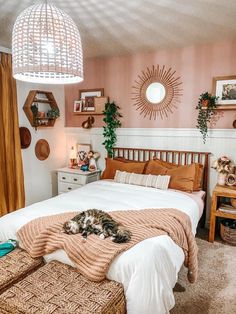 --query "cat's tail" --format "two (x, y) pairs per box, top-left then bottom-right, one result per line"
(112, 227), (132, 243)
